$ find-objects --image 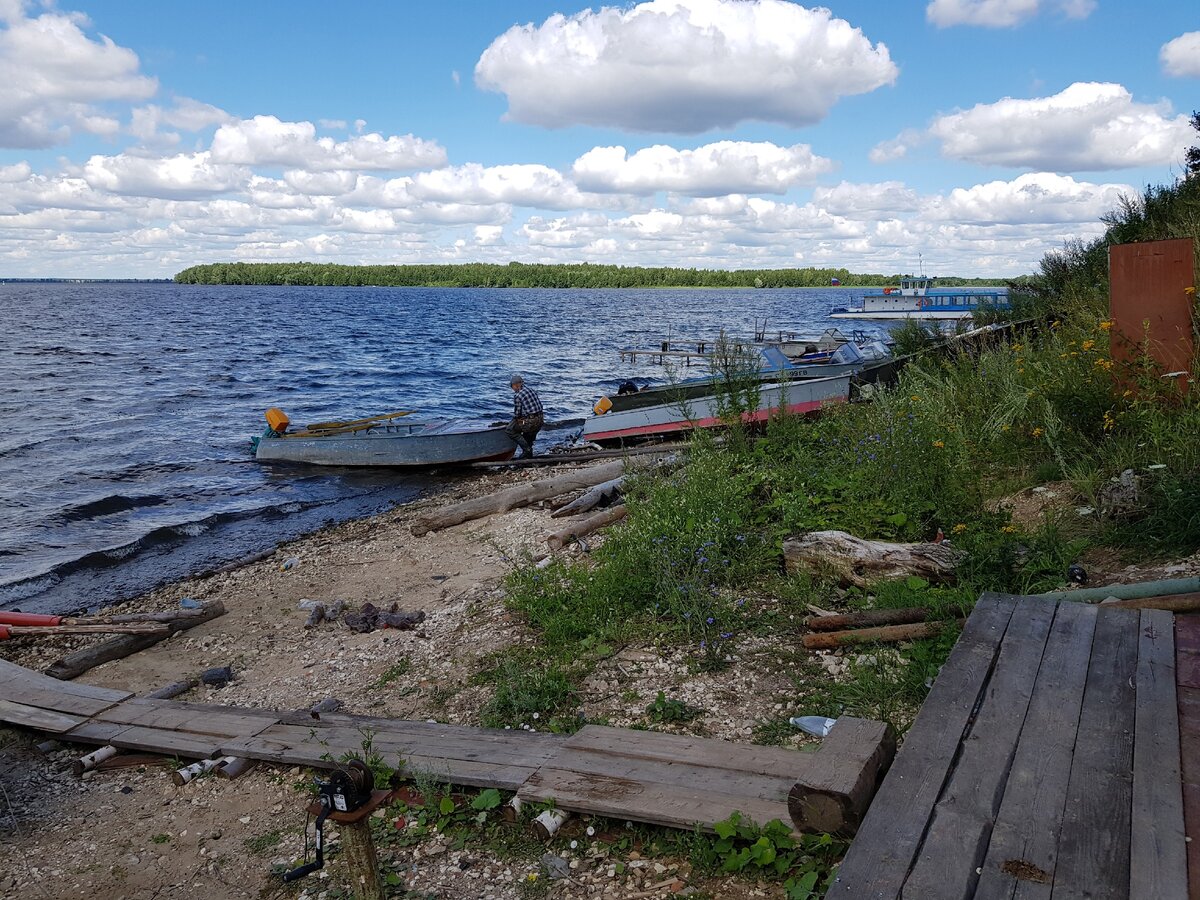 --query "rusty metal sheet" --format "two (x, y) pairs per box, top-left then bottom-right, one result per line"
(1109, 238), (1196, 385)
